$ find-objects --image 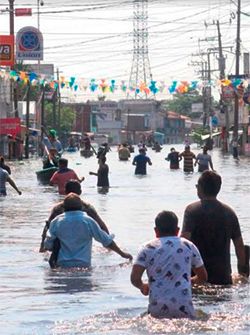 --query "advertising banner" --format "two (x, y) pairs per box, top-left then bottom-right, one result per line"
(0, 35), (14, 67)
(16, 26), (43, 60)
(0, 118), (21, 136)
(15, 8), (32, 16)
